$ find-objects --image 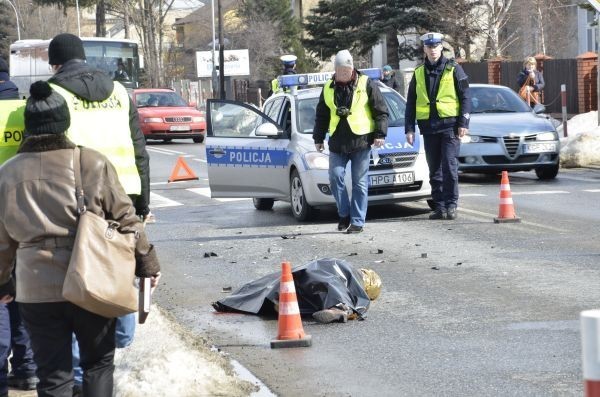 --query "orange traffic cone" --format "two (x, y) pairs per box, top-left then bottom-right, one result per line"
(494, 171), (521, 223)
(270, 261), (312, 349)
(168, 156), (199, 183)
